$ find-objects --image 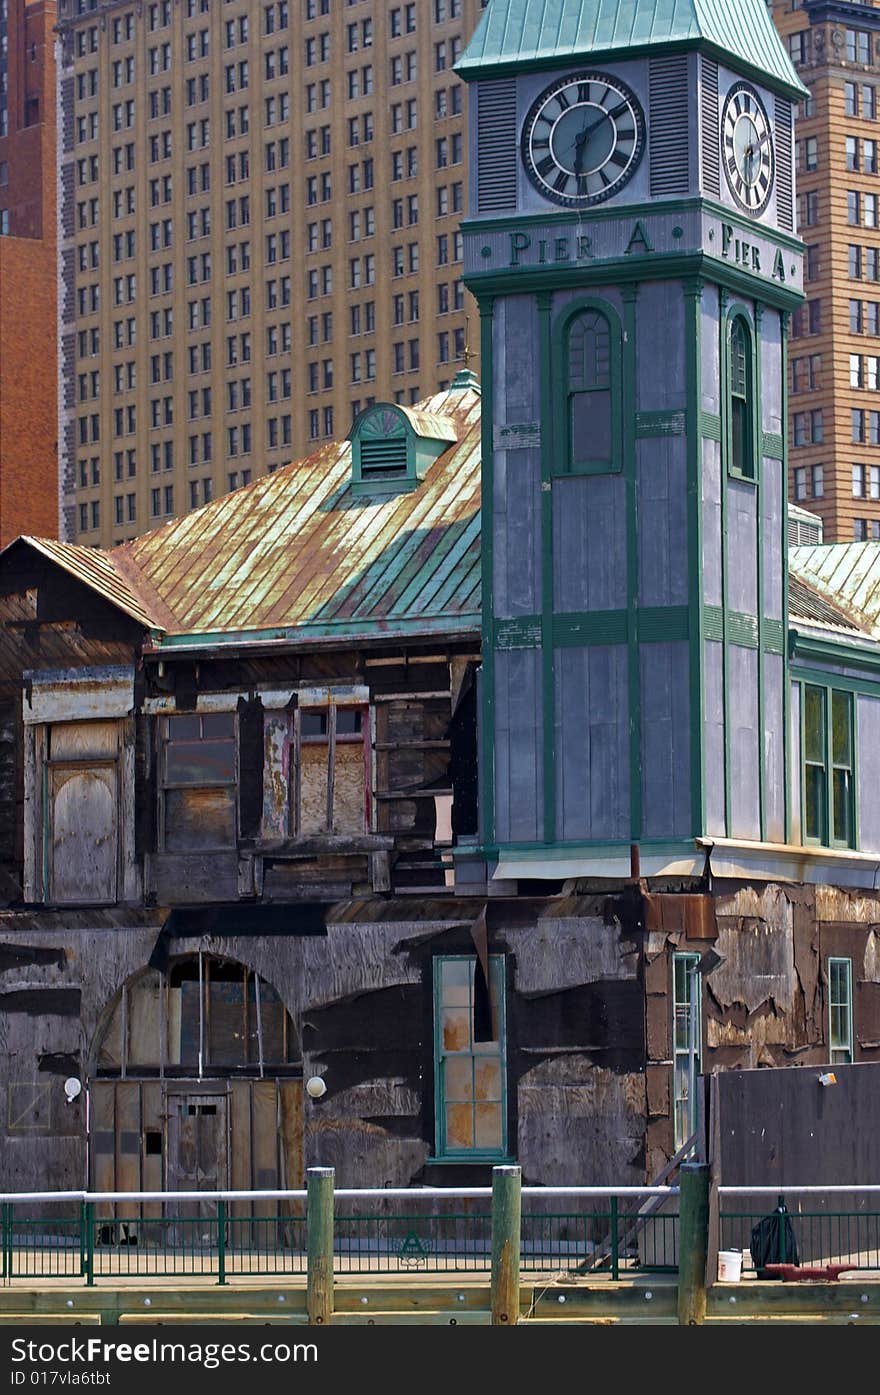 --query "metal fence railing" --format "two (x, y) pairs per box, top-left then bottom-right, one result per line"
(3, 1181), (879, 1288)
(718, 1185), (880, 1275)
